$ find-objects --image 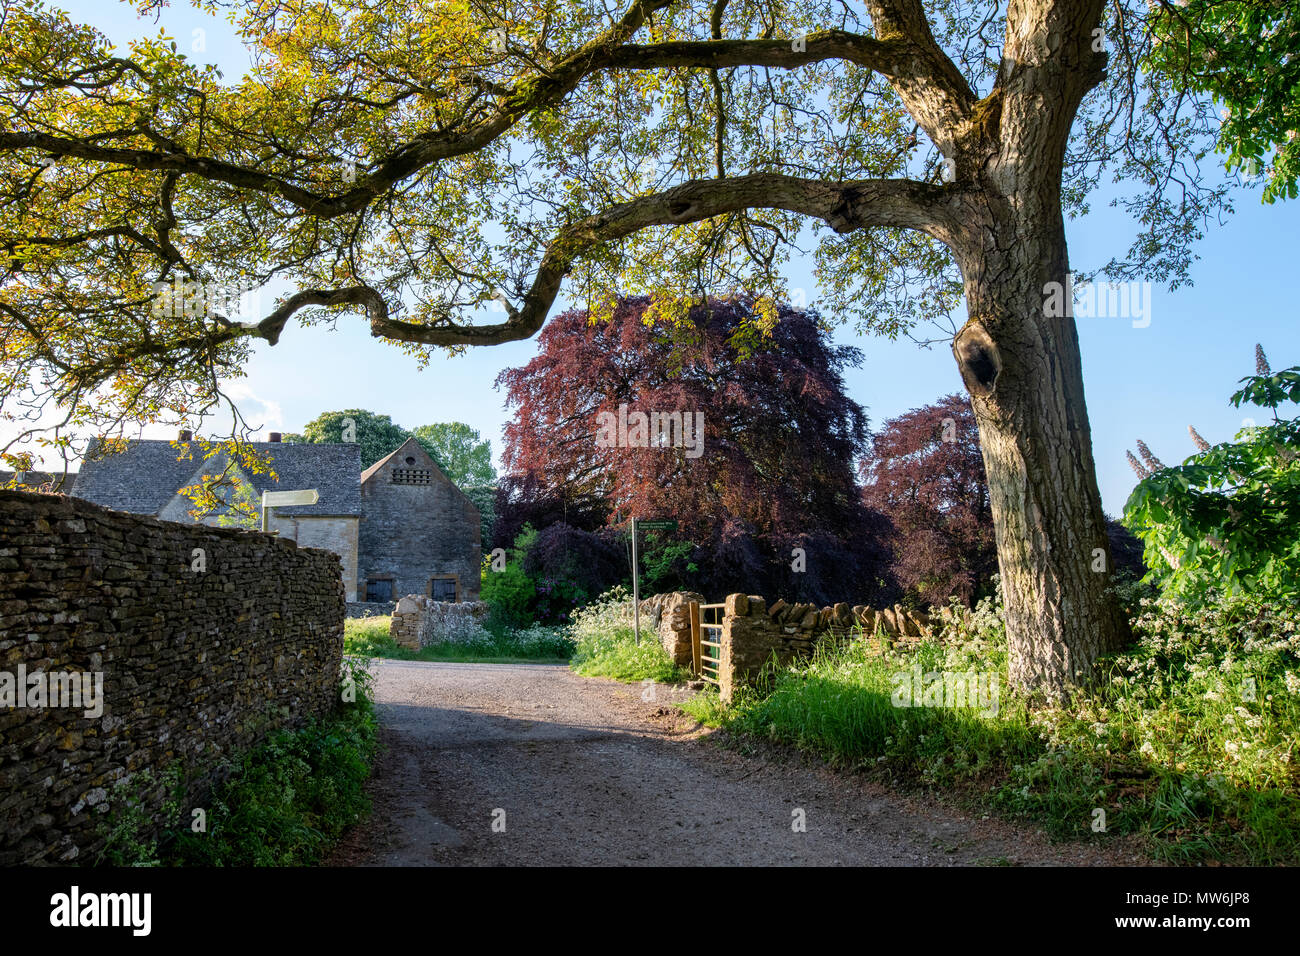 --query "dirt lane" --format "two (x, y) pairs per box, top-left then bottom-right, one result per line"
(328, 659), (1147, 866)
